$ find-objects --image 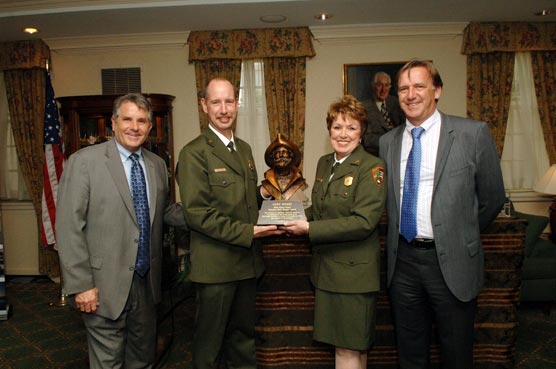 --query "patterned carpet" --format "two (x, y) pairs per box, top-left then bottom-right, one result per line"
(0, 278), (555, 369)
